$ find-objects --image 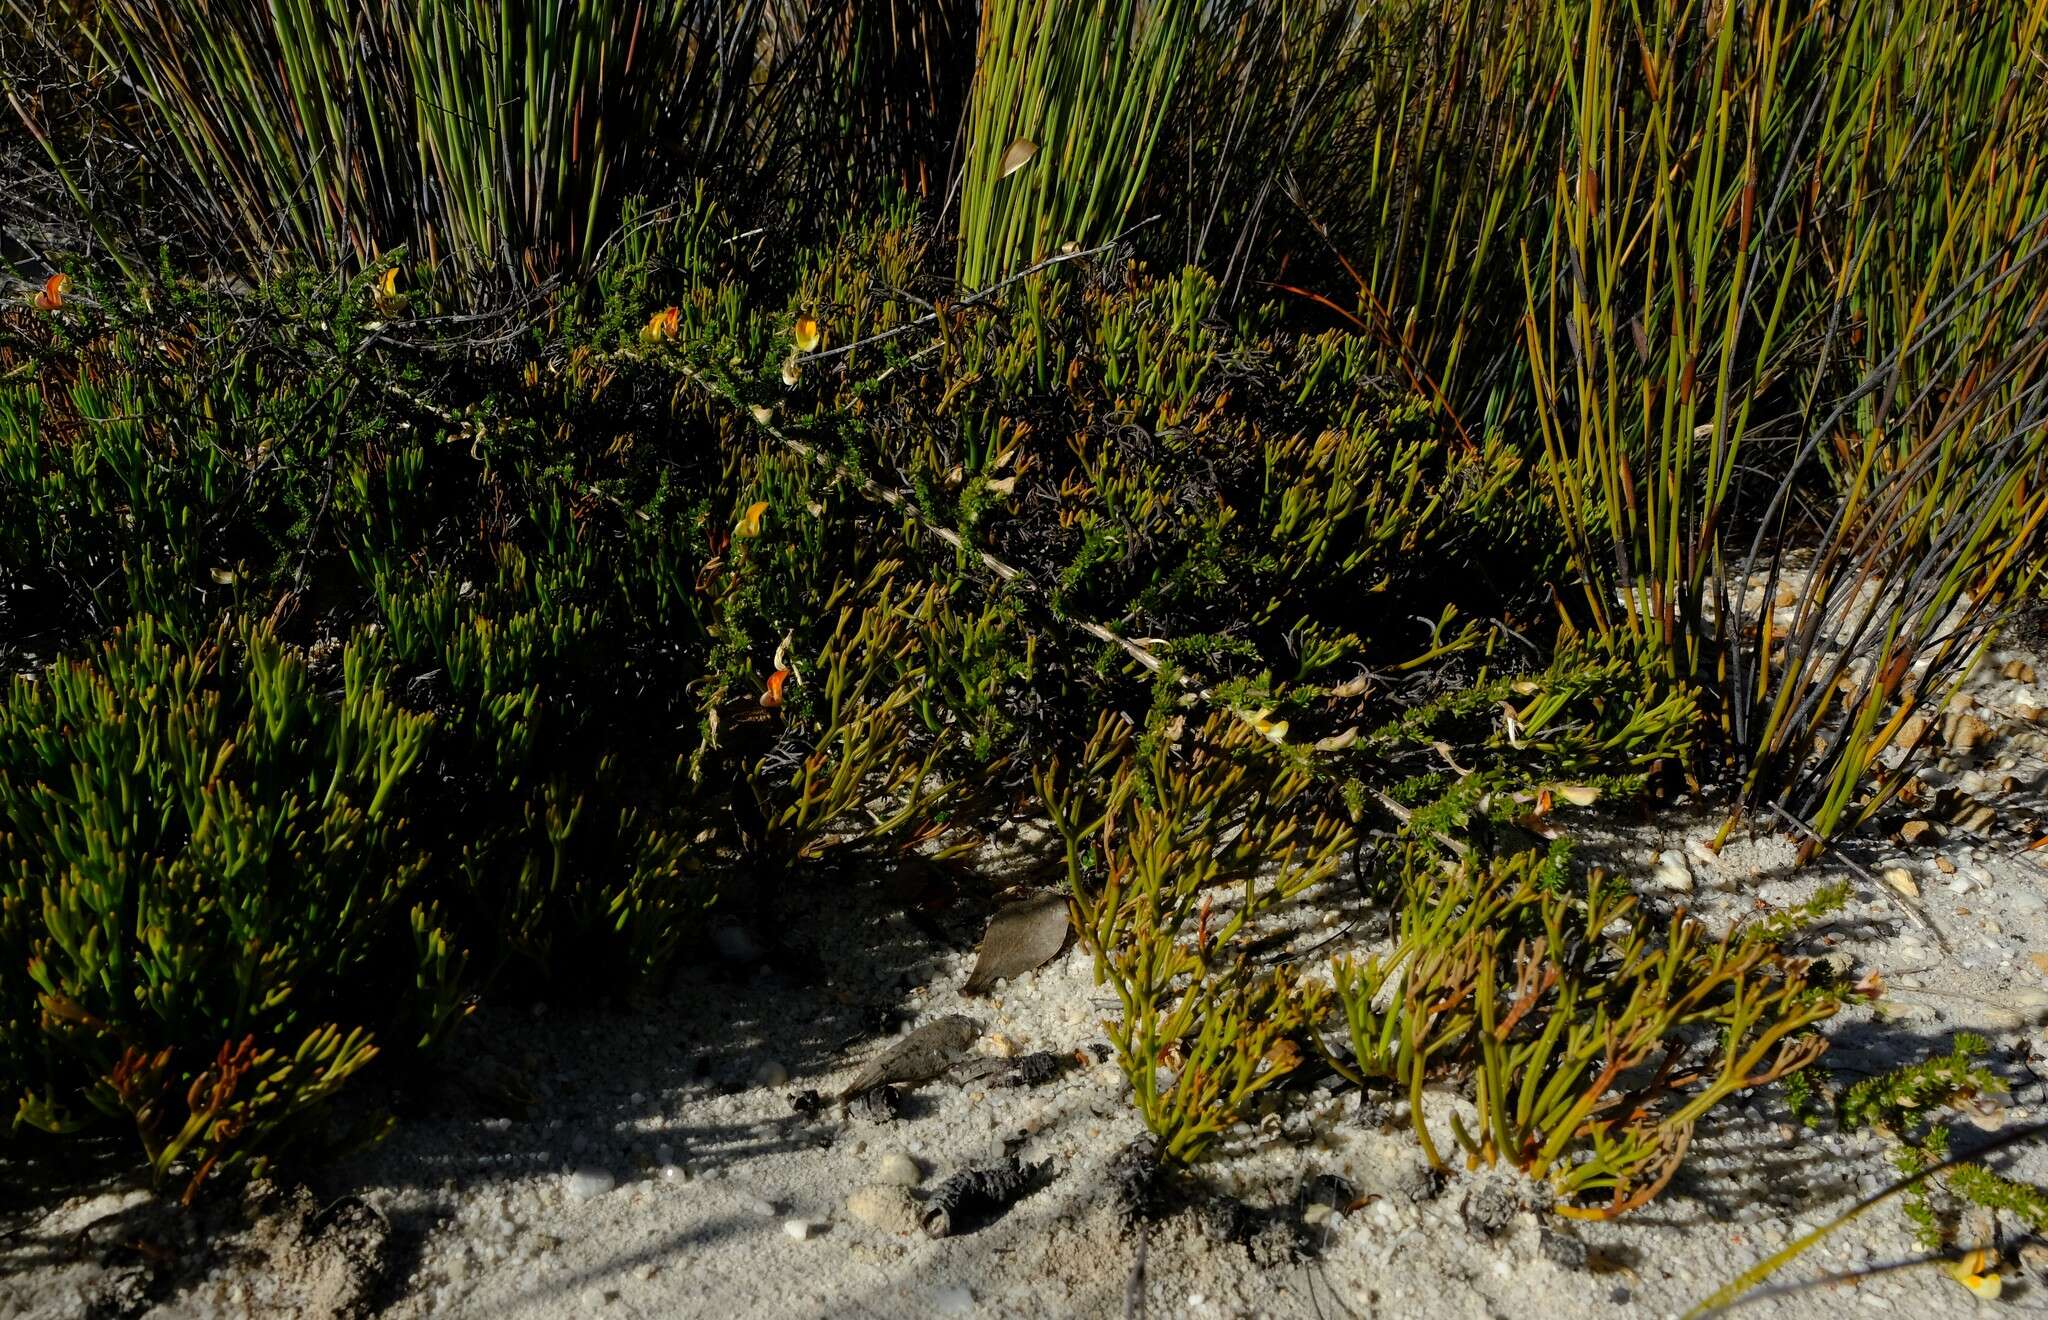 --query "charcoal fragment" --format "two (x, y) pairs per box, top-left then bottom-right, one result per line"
(1462, 1181), (1518, 1237)
(788, 1089), (824, 1116)
(1540, 1227), (1589, 1271)
(990, 1051), (1066, 1088)
(920, 1157), (1047, 1238)
(1107, 1137), (1167, 1230)
(848, 1085), (903, 1123)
